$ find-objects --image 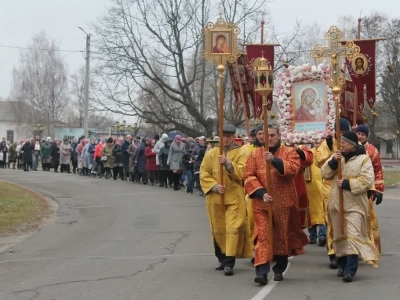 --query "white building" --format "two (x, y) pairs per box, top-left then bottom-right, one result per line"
(0, 101), (32, 143)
